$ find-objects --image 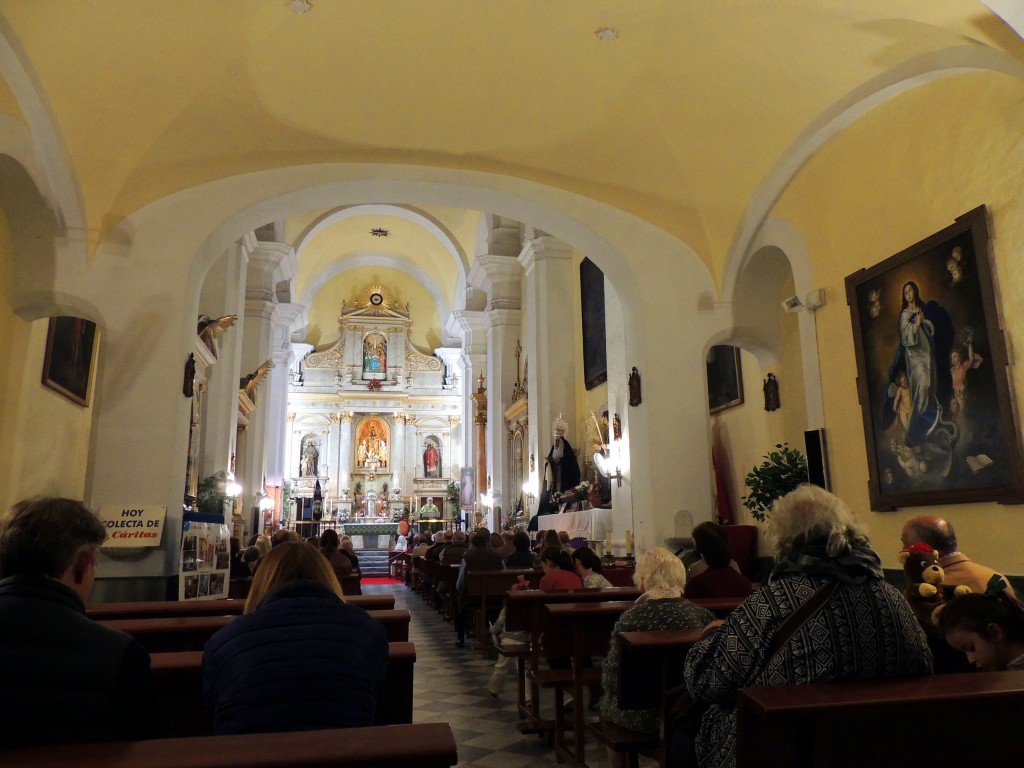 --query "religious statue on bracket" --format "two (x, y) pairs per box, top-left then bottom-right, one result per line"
(538, 412), (582, 515)
(300, 434), (321, 477)
(362, 333), (387, 378)
(423, 439), (442, 478)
